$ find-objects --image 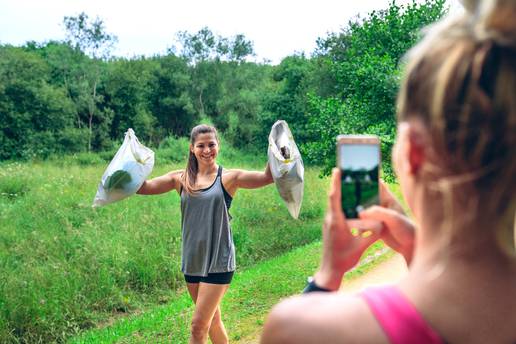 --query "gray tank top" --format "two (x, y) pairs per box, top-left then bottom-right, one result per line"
(180, 166), (235, 276)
